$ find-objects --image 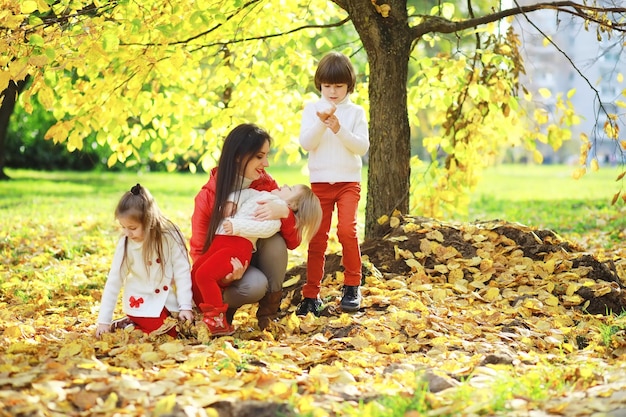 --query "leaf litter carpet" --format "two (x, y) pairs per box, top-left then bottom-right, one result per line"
(2, 213), (626, 416)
